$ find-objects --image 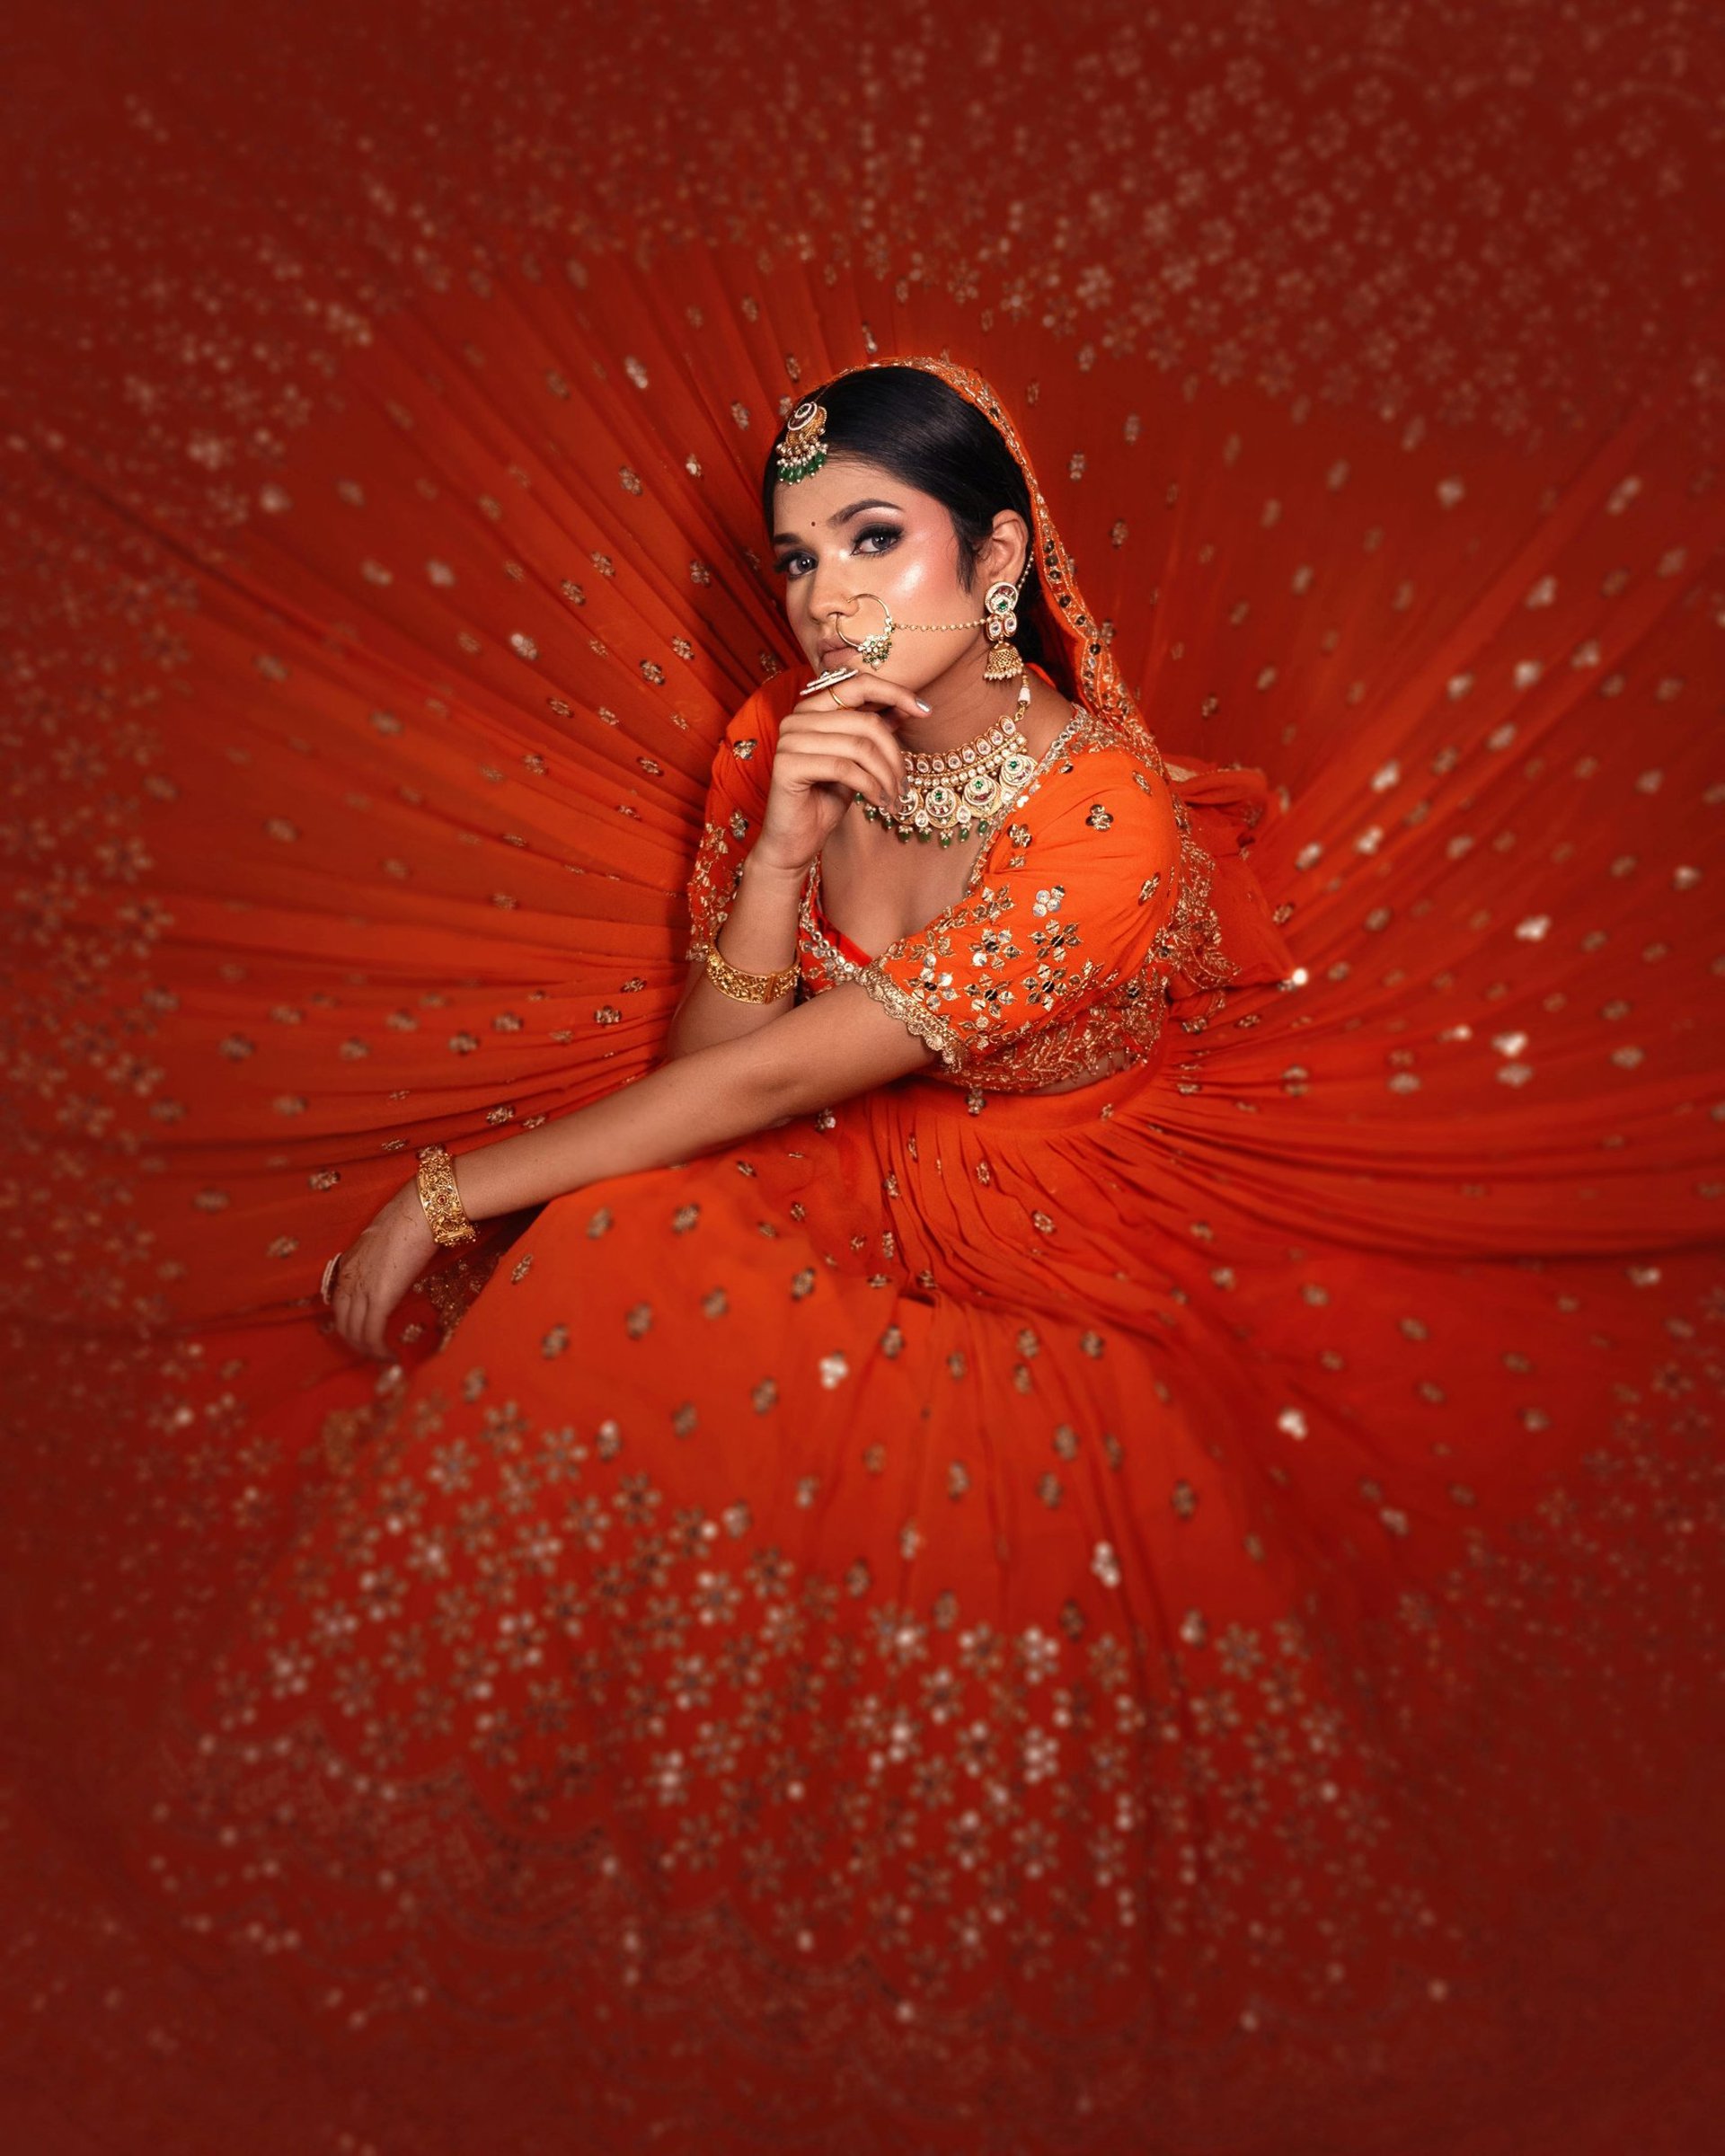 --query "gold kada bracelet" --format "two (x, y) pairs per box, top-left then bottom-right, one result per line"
(704, 941), (797, 1005)
(416, 1143), (477, 1247)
